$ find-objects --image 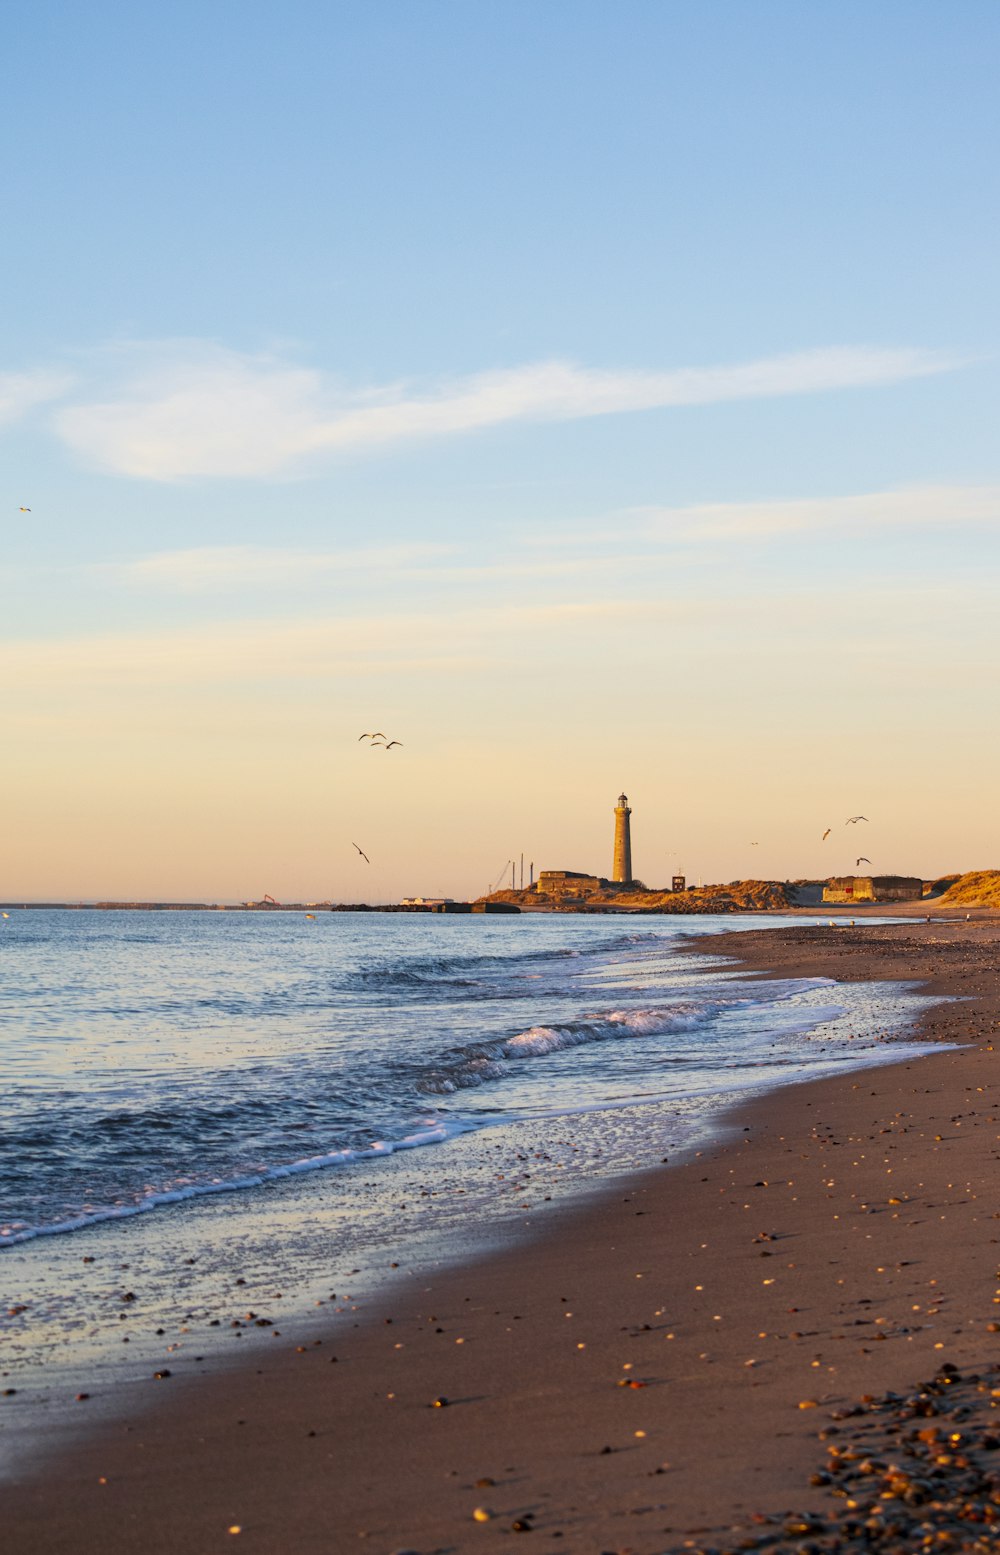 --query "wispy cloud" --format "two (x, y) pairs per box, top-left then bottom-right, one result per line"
(0, 600), (630, 690)
(0, 368), (73, 426)
(110, 541), (454, 590)
(53, 341), (962, 480)
(637, 482), (1000, 541)
(2, 584), (991, 697)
